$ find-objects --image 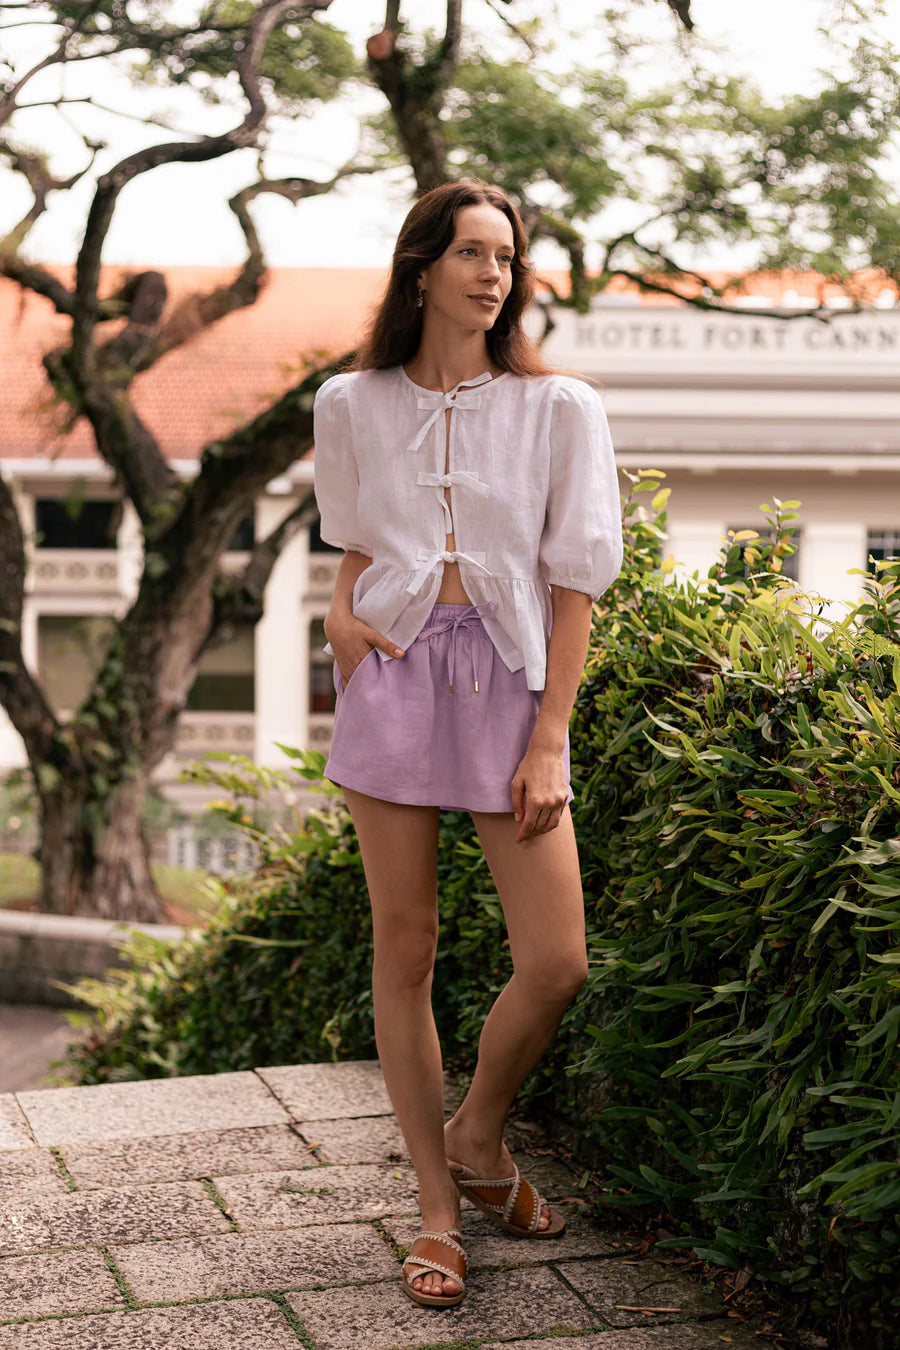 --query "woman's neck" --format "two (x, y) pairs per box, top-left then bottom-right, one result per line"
(404, 322), (502, 392)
